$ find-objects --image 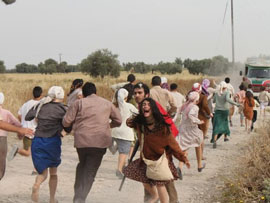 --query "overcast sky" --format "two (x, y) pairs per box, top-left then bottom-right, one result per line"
(0, 0), (269, 69)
